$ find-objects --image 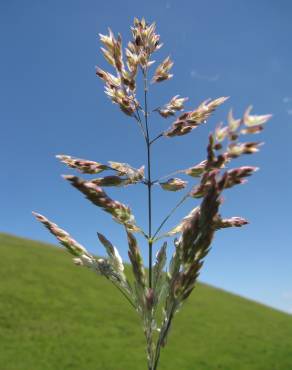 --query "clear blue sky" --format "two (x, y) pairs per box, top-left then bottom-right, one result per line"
(1, 0), (292, 313)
